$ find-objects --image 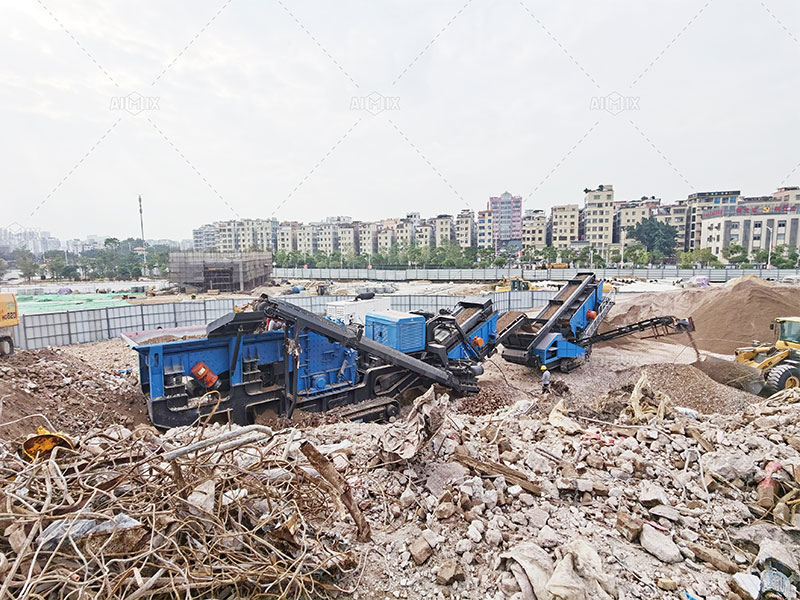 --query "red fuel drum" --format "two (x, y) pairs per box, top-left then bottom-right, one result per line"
(190, 362), (219, 388)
